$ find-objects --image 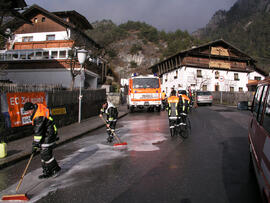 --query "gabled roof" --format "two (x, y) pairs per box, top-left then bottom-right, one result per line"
(167, 39), (255, 62)
(53, 10), (93, 30)
(21, 4), (79, 30)
(5, 4), (99, 48)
